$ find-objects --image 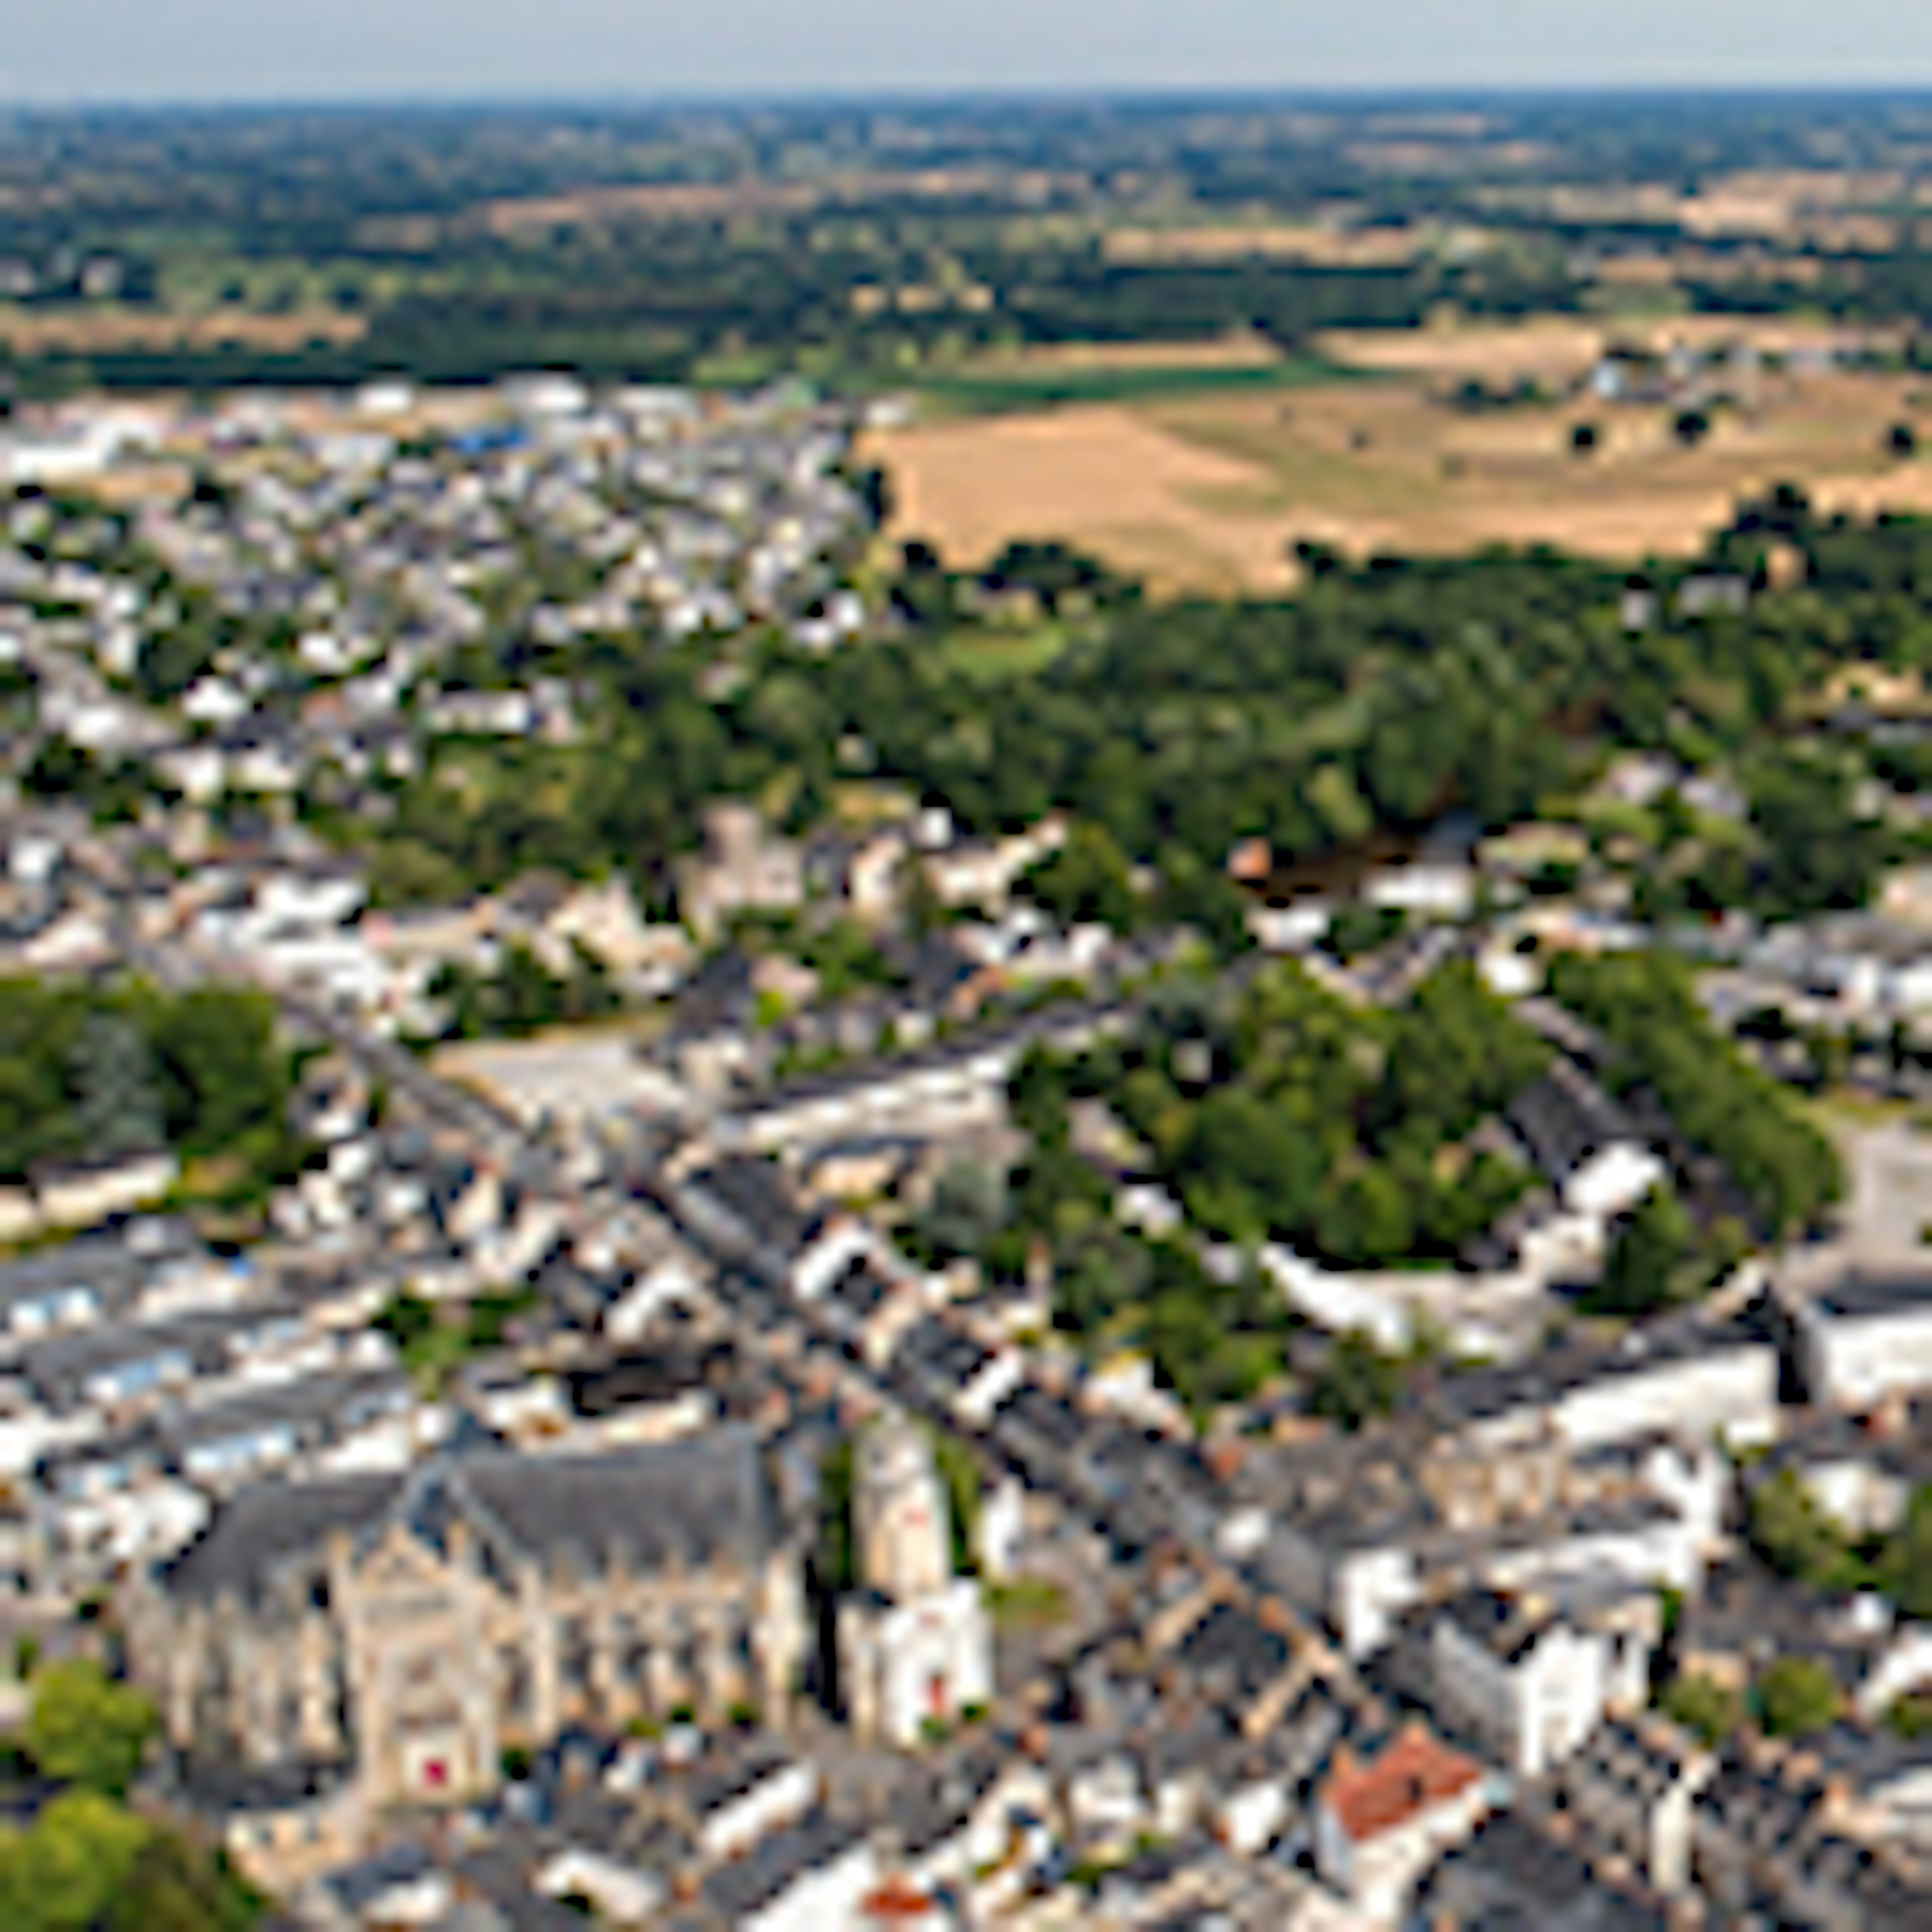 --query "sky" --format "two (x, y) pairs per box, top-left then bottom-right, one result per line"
(5, 0), (1932, 104)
